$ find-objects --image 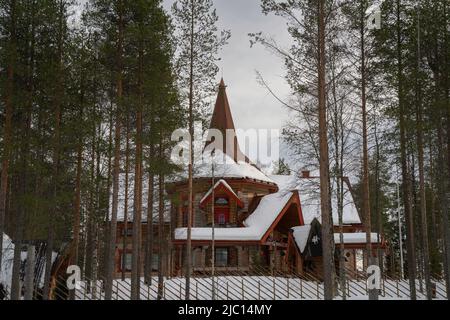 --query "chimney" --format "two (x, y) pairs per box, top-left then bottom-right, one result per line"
(301, 170), (310, 178)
